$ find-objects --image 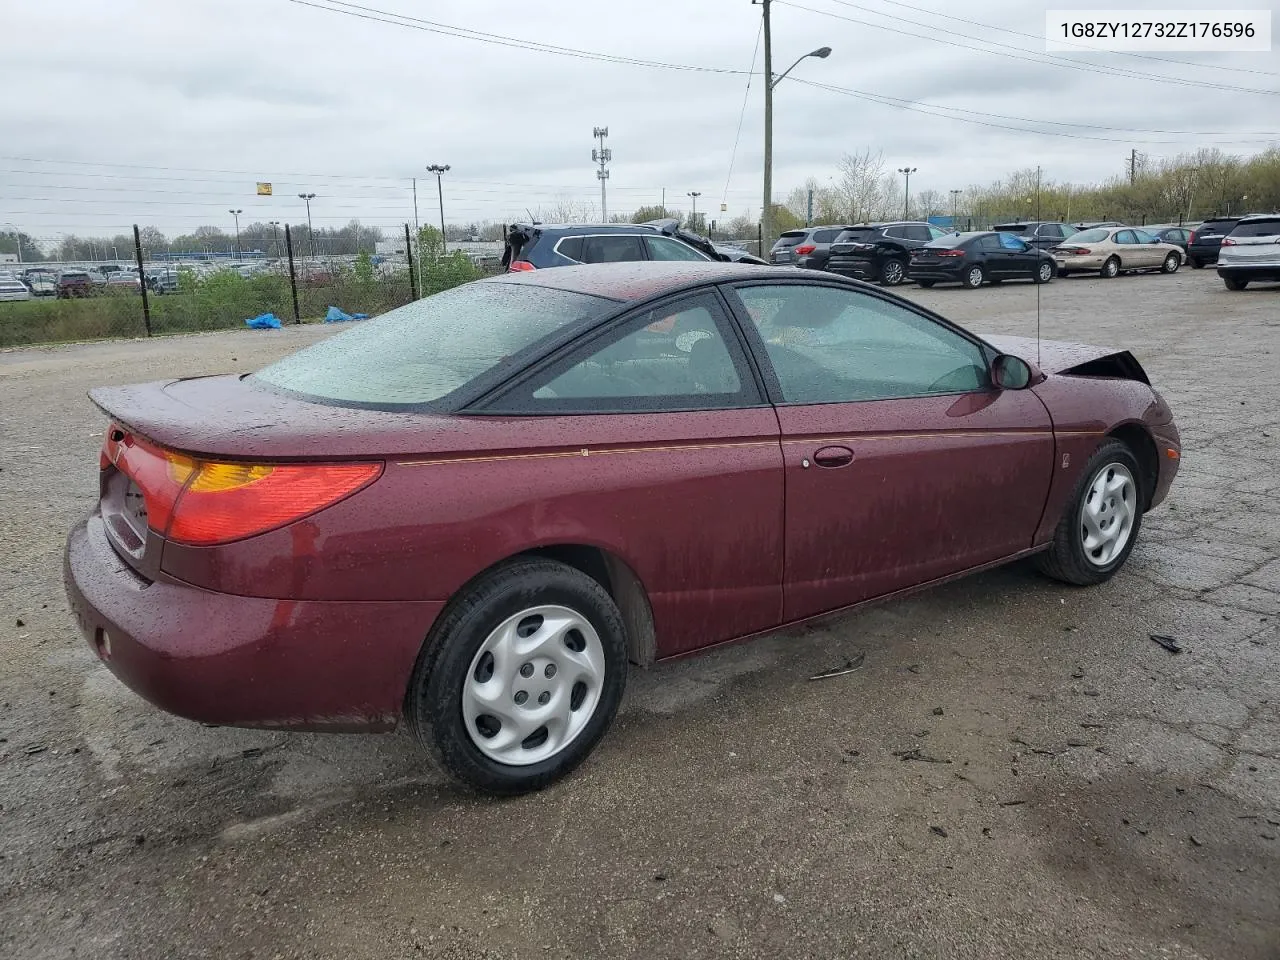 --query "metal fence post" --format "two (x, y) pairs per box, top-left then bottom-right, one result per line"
(404, 223), (418, 300)
(133, 224), (152, 337)
(285, 224), (301, 322)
